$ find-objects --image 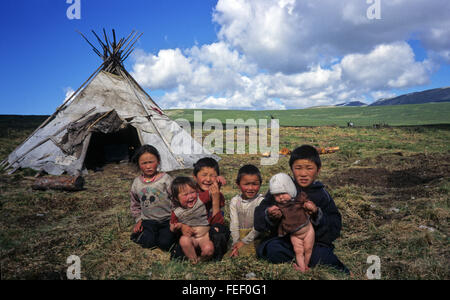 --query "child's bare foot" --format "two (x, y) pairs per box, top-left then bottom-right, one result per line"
(292, 262), (308, 272)
(292, 263), (303, 272)
(190, 258), (199, 265)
